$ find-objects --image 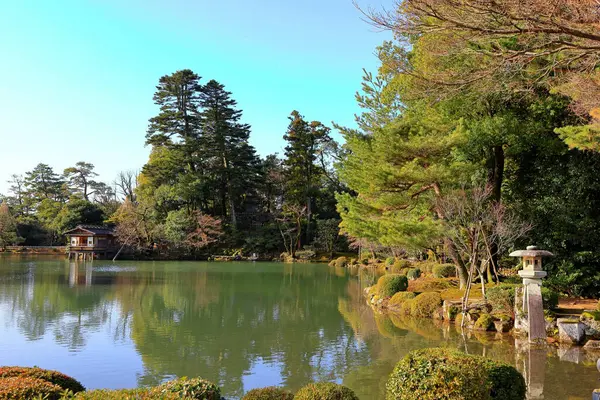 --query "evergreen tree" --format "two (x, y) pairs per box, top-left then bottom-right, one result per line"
(0, 202), (20, 249)
(198, 80), (261, 227)
(282, 111), (332, 246)
(63, 162), (98, 201)
(24, 163), (65, 204)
